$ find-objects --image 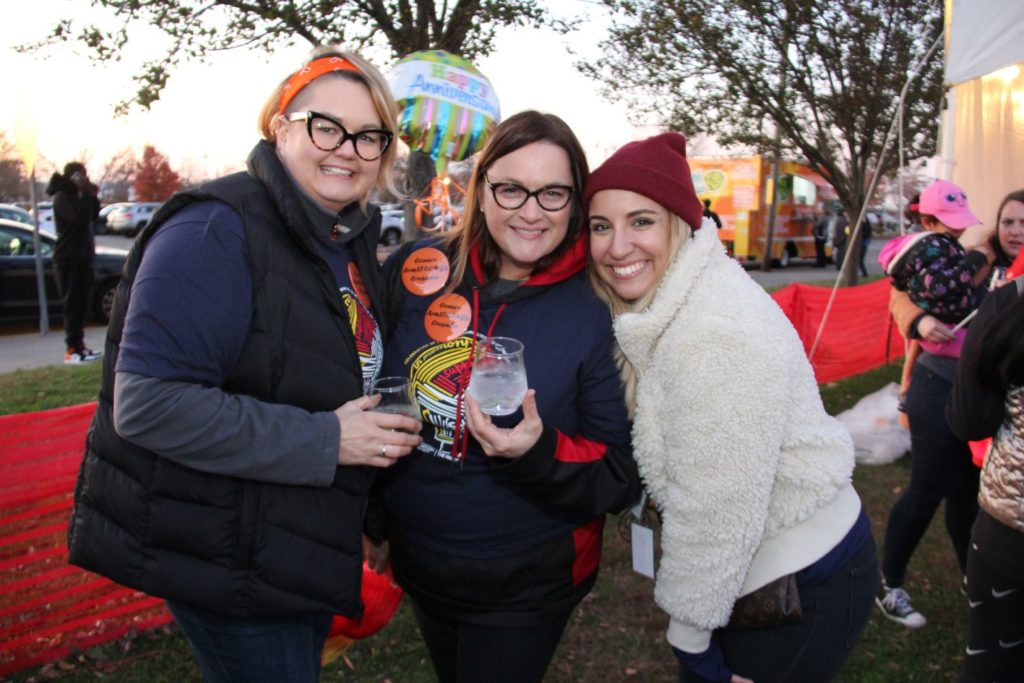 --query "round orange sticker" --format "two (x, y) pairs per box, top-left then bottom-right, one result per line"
(424, 293), (471, 343)
(402, 247), (450, 296)
(347, 262), (371, 309)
